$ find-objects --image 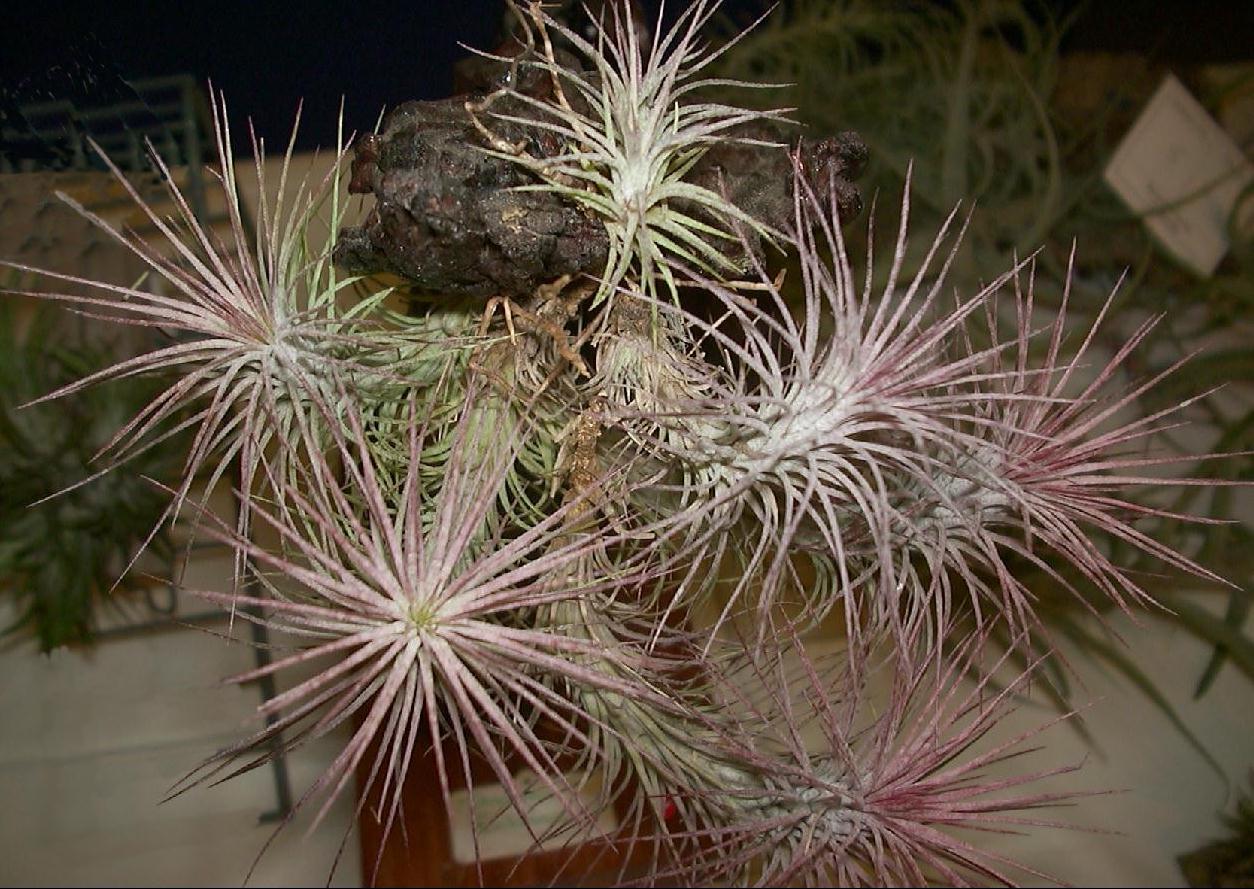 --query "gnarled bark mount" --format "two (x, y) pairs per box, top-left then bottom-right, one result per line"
(334, 94), (867, 298)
